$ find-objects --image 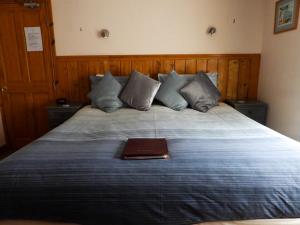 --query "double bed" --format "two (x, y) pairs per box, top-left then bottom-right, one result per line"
(1, 103), (300, 225)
